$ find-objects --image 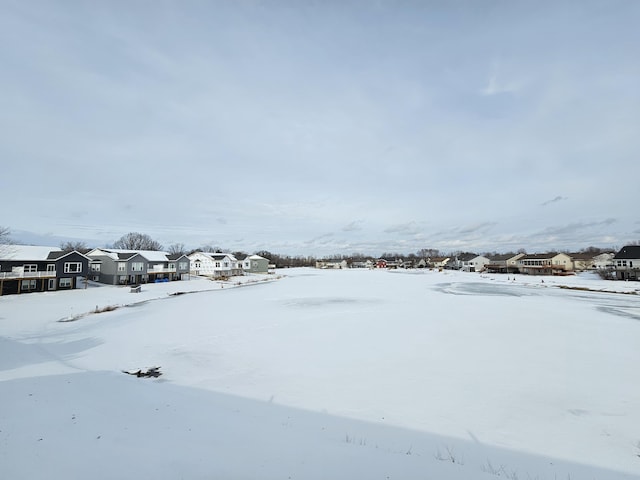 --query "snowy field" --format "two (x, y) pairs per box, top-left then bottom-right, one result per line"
(1, 268), (639, 479)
